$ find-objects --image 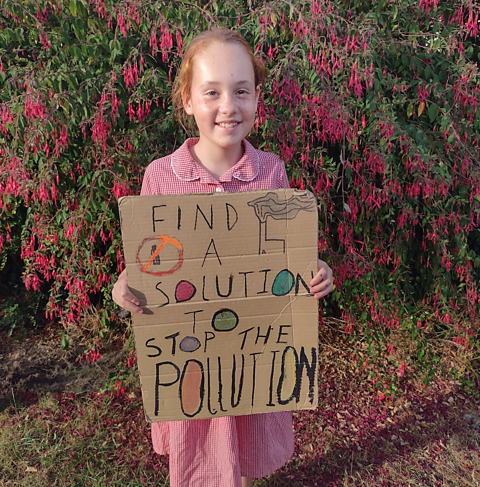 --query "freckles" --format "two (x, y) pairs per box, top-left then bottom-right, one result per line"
(196, 98), (213, 110)
(238, 98), (255, 106)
